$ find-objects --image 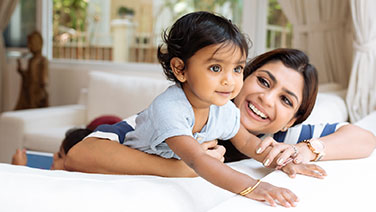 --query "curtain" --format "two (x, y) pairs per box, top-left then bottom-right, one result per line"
(346, 0), (376, 122)
(277, 0), (353, 88)
(0, 0), (19, 112)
